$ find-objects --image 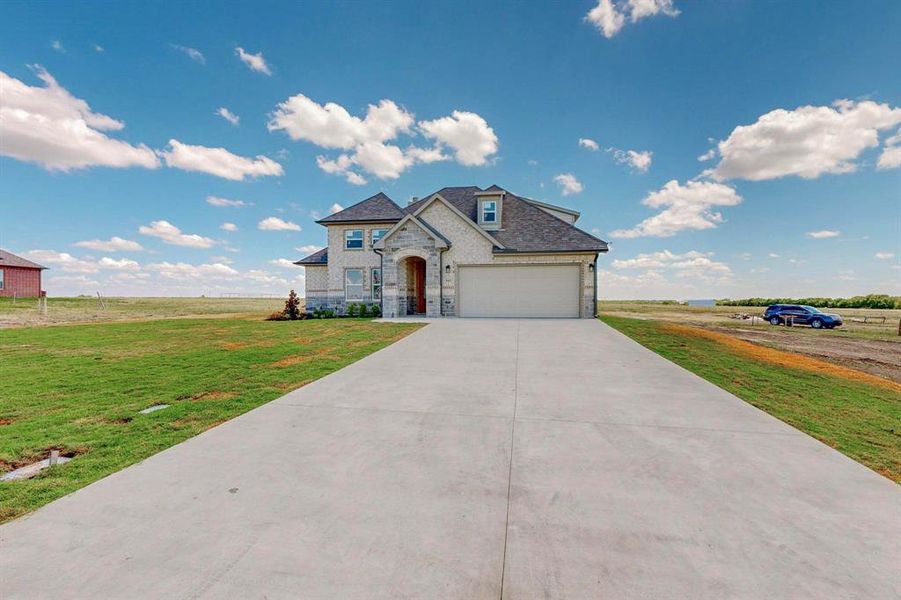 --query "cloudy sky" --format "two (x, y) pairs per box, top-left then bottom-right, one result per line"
(1, 1), (899, 299)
